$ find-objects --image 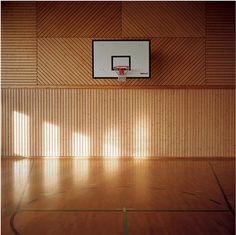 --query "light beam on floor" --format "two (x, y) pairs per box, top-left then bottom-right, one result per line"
(104, 159), (119, 175)
(44, 159), (59, 192)
(13, 160), (29, 203)
(73, 159), (89, 185)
